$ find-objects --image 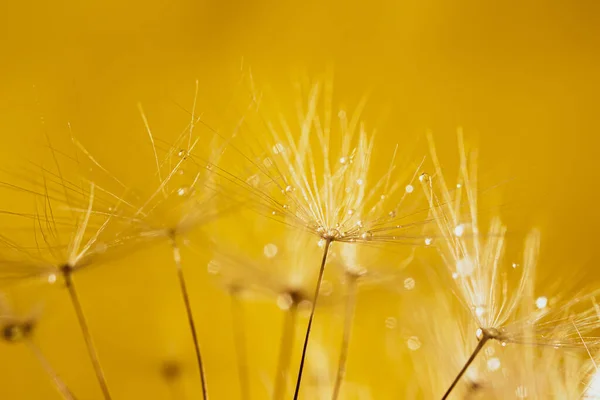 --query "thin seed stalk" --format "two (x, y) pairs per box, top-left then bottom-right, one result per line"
(441, 335), (490, 400)
(26, 339), (77, 400)
(293, 239), (332, 400)
(273, 302), (298, 400)
(230, 291), (250, 400)
(331, 274), (358, 400)
(62, 267), (111, 400)
(171, 238), (208, 399)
